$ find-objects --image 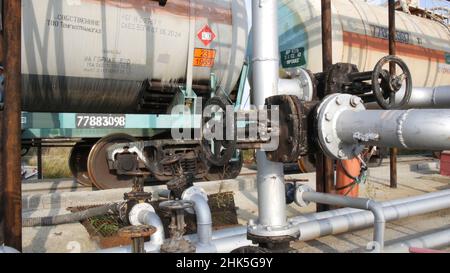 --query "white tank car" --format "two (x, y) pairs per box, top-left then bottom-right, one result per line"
(21, 0), (248, 113)
(278, 0), (450, 87)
